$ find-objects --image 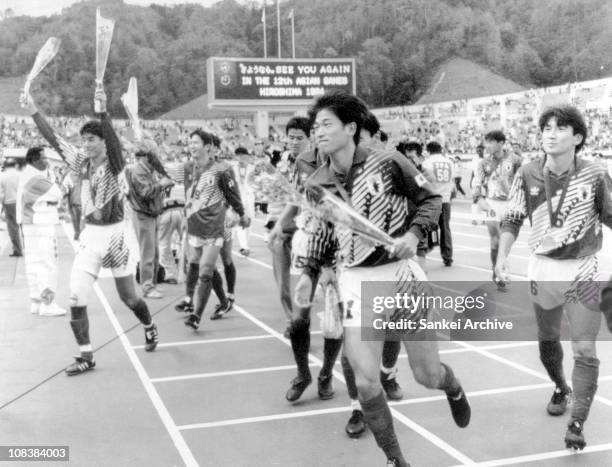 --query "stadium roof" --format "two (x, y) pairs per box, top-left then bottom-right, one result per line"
(159, 93), (252, 120)
(416, 58), (526, 105)
(0, 76), (28, 116)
